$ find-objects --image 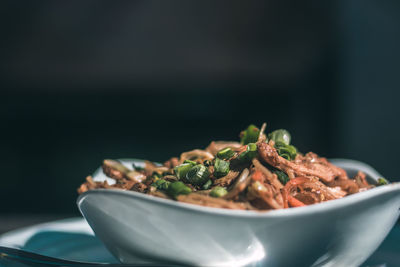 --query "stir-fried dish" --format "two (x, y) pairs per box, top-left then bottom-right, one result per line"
(78, 123), (388, 211)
